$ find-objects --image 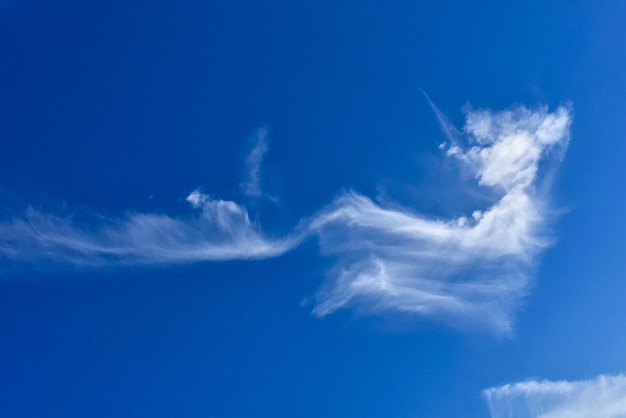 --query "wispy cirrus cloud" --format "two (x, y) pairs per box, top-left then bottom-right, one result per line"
(483, 374), (626, 418)
(0, 129), (299, 266)
(0, 190), (301, 266)
(309, 105), (571, 333)
(0, 102), (572, 332)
